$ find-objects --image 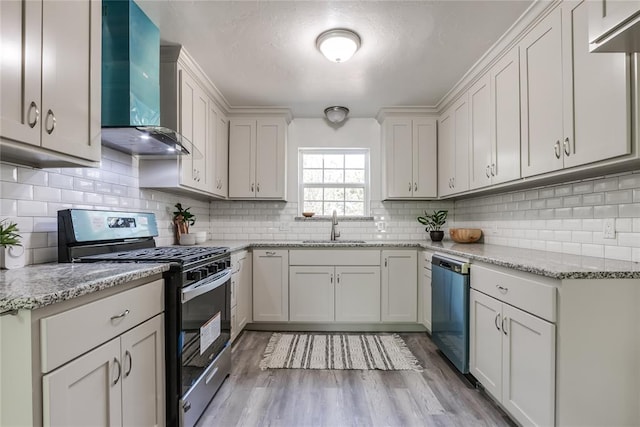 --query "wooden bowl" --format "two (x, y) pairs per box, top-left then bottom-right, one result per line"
(302, 212), (315, 217)
(449, 228), (482, 243)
